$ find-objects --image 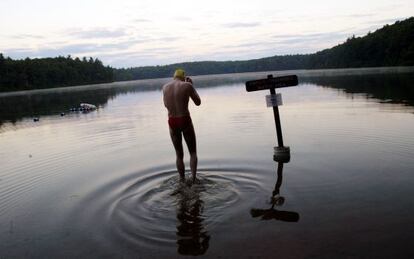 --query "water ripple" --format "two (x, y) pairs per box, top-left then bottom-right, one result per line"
(68, 164), (268, 254)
